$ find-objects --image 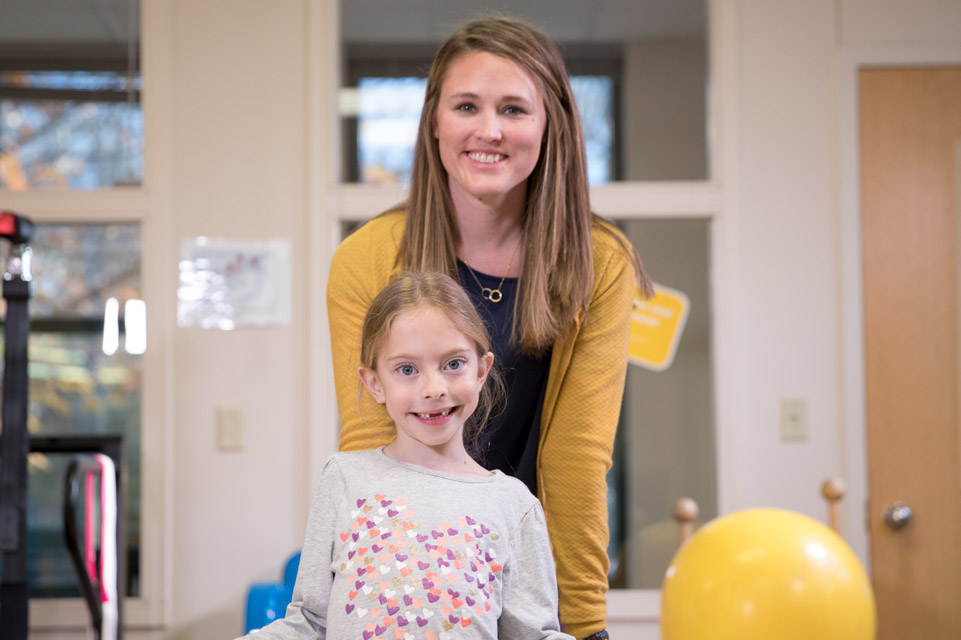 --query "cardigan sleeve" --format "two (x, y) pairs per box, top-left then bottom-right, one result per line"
(539, 225), (636, 638)
(326, 216), (399, 452)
